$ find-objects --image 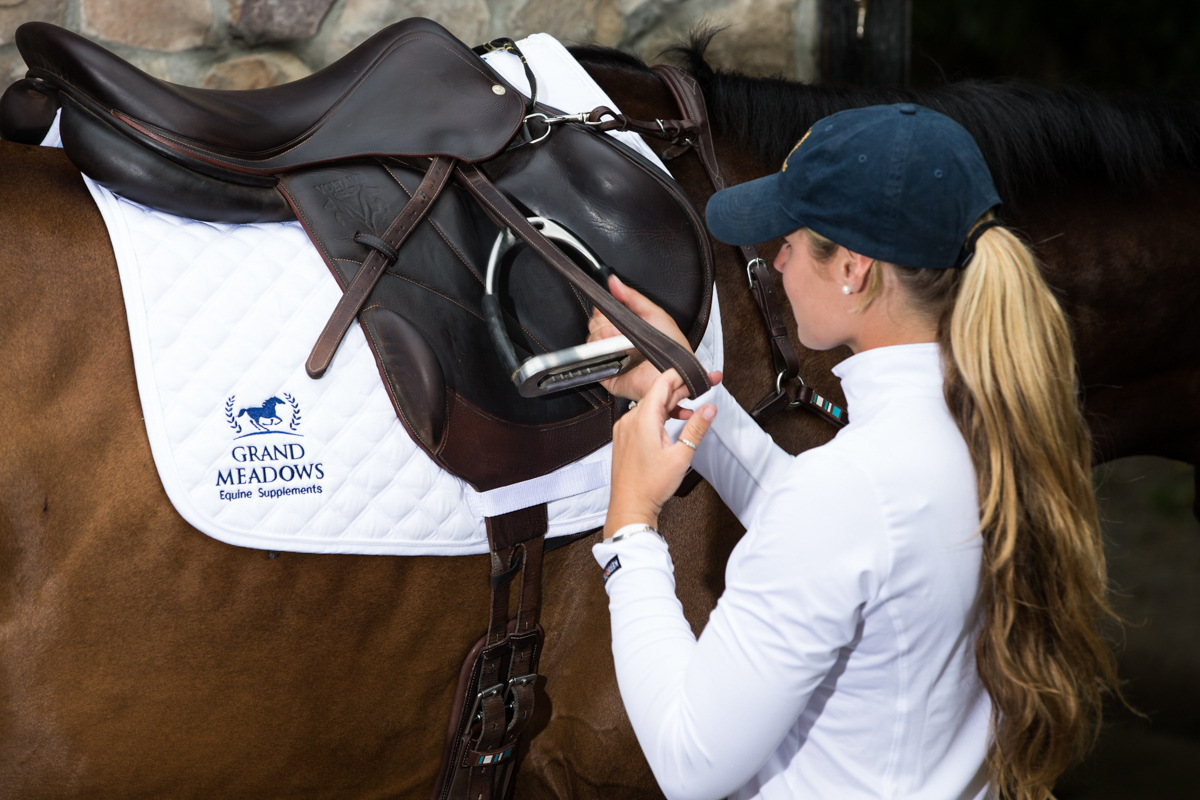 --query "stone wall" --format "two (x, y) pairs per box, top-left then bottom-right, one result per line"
(1, 0), (816, 91)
